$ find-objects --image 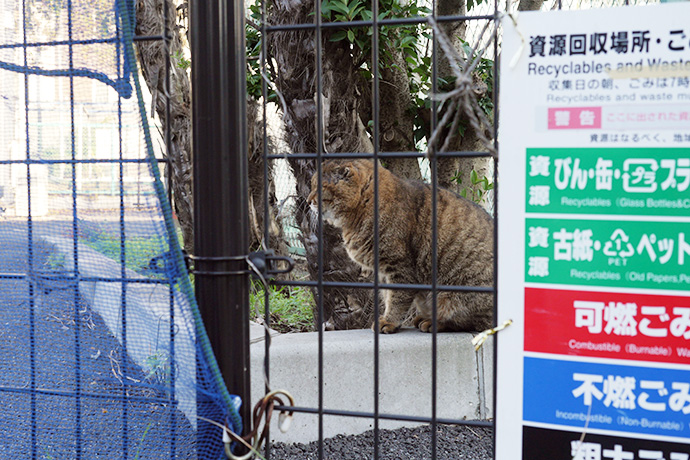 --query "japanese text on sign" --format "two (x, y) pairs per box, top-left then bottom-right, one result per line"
(526, 148), (690, 216)
(524, 288), (690, 364)
(523, 358), (690, 438)
(528, 30), (690, 58)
